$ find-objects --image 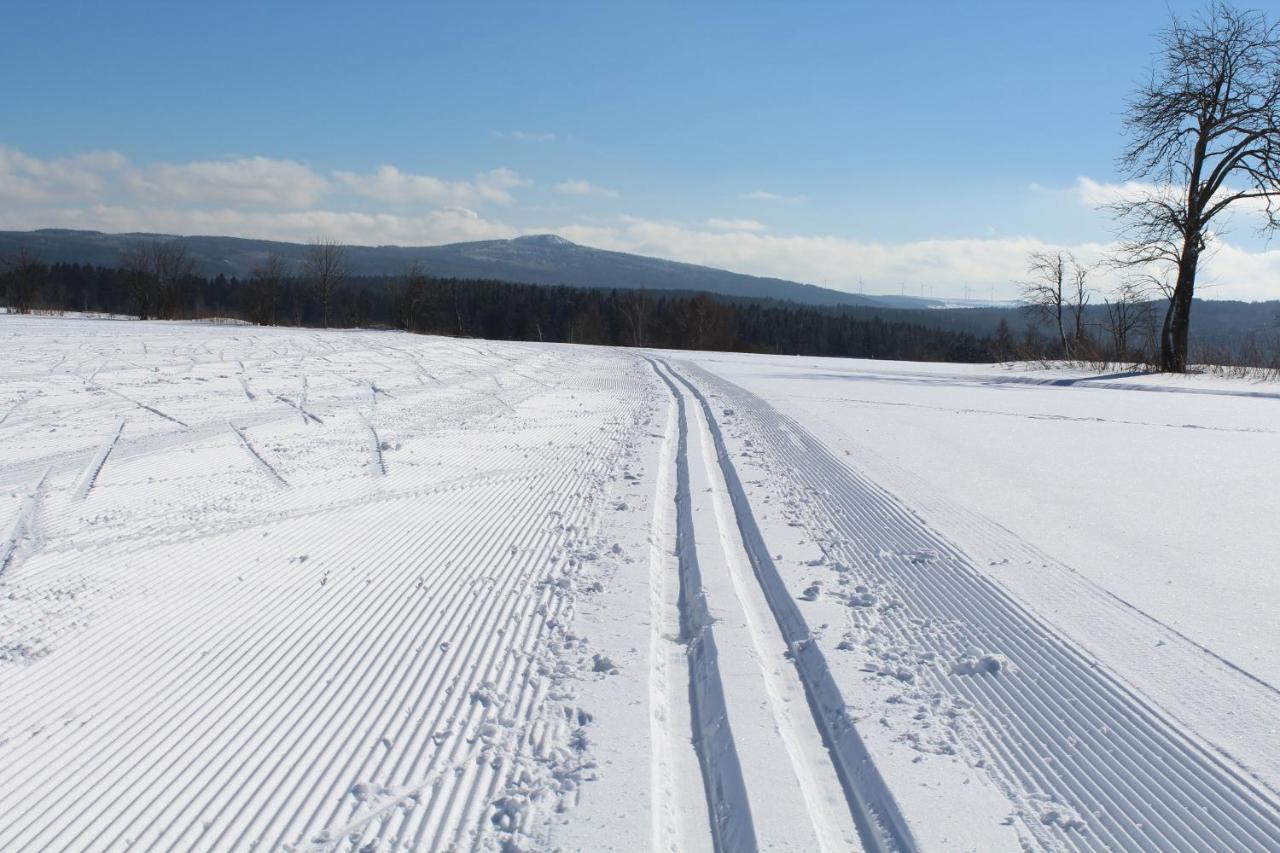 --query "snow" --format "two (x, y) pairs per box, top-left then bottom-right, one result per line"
(2, 316), (1278, 851)
(672, 351), (1280, 845)
(684, 354), (1280, 677)
(0, 317), (651, 850)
